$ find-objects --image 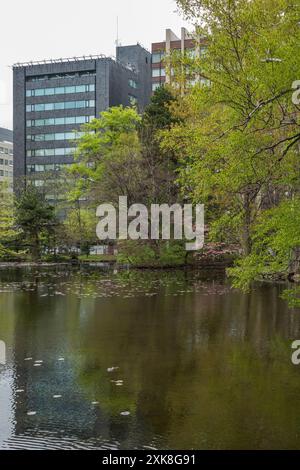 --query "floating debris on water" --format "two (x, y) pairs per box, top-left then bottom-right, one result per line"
(27, 411), (37, 416)
(58, 357), (65, 361)
(92, 401), (99, 405)
(24, 357), (32, 361)
(16, 389), (24, 393)
(120, 411), (130, 416)
(53, 395), (62, 399)
(107, 367), (119, 372)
